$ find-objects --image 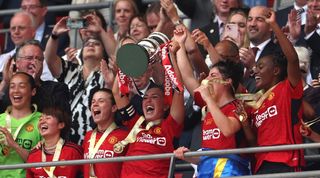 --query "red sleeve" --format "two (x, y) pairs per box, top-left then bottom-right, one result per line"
(122, 113), (140, 129)
(162, 115), (183, 138)
(286, 79), (303, 99)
